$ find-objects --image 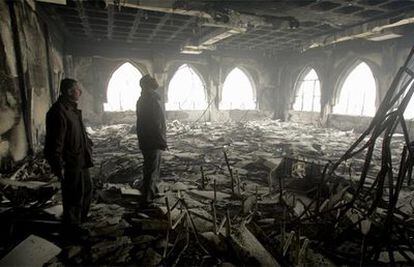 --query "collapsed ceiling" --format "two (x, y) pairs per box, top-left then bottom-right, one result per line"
(38, 0), (414, 55)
